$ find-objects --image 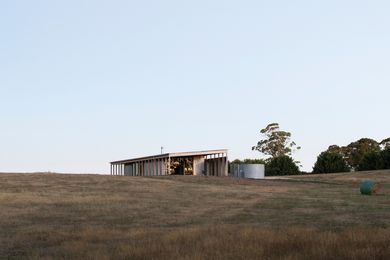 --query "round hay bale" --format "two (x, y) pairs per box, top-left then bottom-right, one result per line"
(360, 179), (380, 195)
